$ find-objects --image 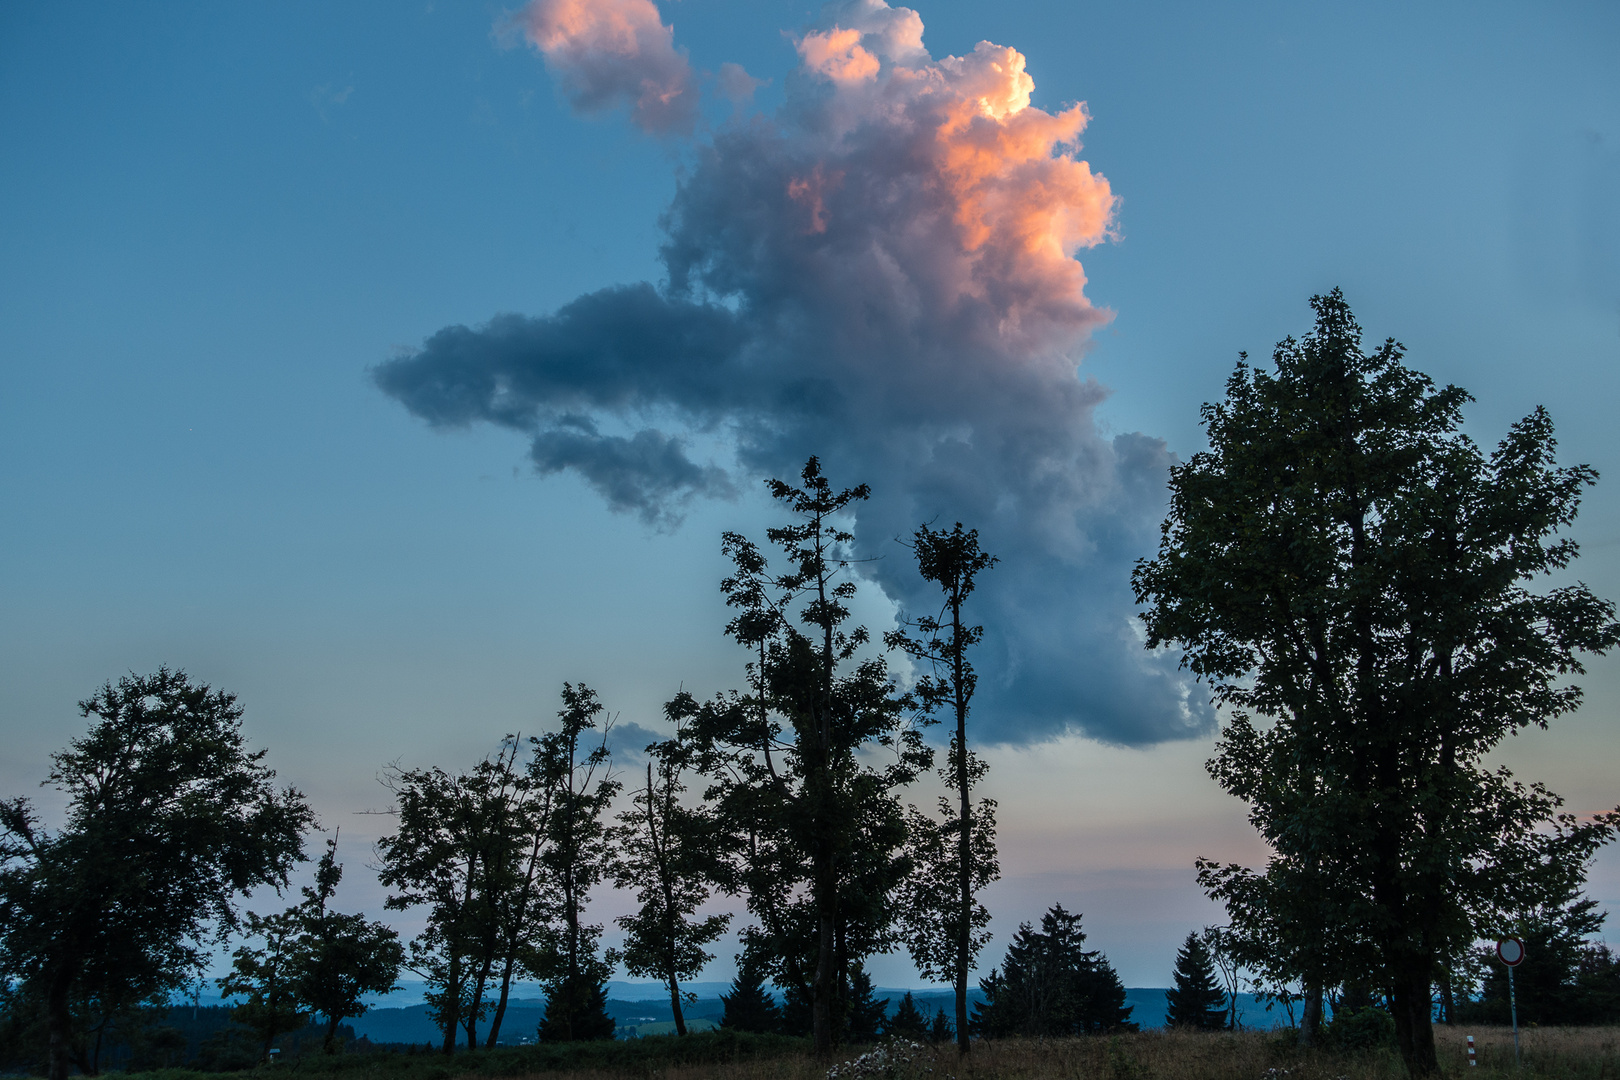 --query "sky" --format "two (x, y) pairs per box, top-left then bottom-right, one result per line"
(2, 0), (1618, 991)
